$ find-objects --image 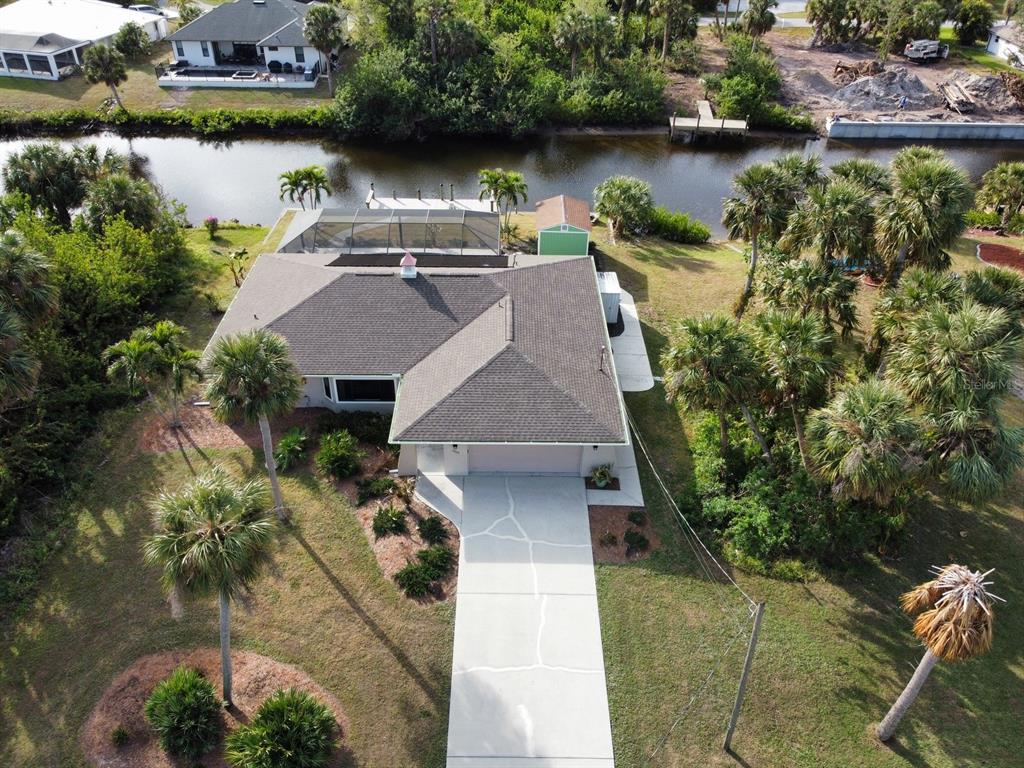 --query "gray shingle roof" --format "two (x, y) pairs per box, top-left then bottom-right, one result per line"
(167, 0), (311, 44)
(0, 32), (79, 53)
